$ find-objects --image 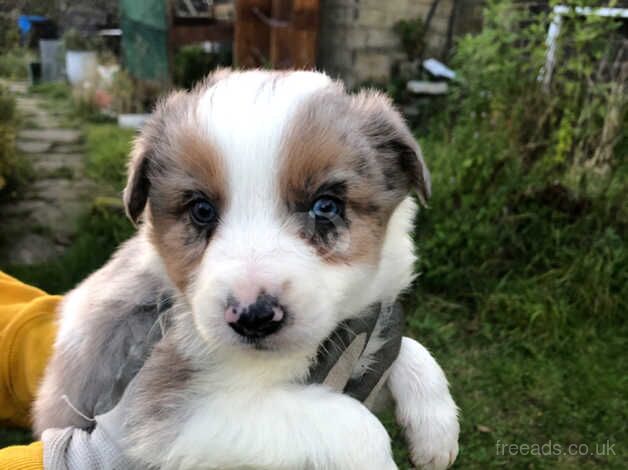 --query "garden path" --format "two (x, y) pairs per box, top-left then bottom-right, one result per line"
(0, 82), (101, 265)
